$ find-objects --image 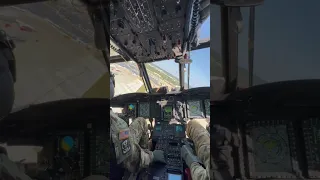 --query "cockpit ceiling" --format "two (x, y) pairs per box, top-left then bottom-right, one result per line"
(110, 38), (211, 63)
(110, 41), (127, 63)
(110, 0), (193, 63)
